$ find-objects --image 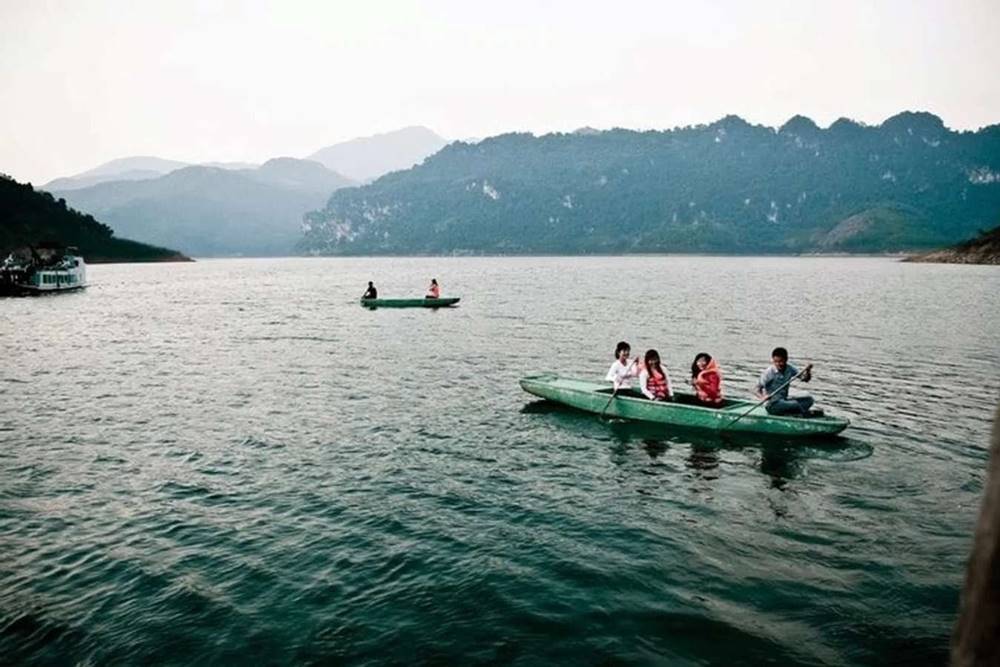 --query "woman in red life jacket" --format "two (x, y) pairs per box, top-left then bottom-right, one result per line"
(426, 278), (440, 299)
(690, 353), (723, 406)
(639, 349), (673, 401)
